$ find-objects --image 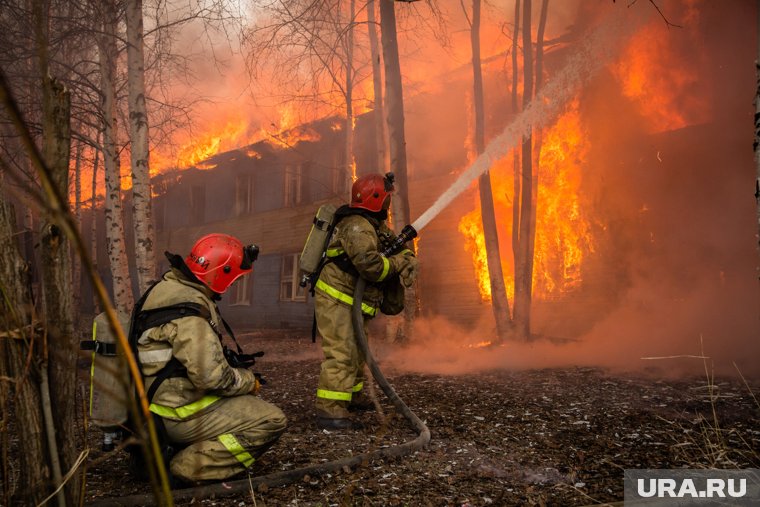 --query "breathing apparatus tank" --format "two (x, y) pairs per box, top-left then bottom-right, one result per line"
(299, 203), (337, 288)
(81, 311), (131, 450)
